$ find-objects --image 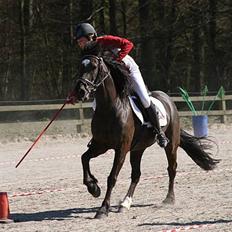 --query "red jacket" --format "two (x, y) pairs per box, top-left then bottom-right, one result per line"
(97, 35), (134, 61)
